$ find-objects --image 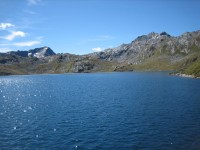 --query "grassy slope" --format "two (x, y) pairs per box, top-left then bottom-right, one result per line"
(114, 47), (200, 77)
(176, 53), (200, 77)
(0, 65), (27, 75)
